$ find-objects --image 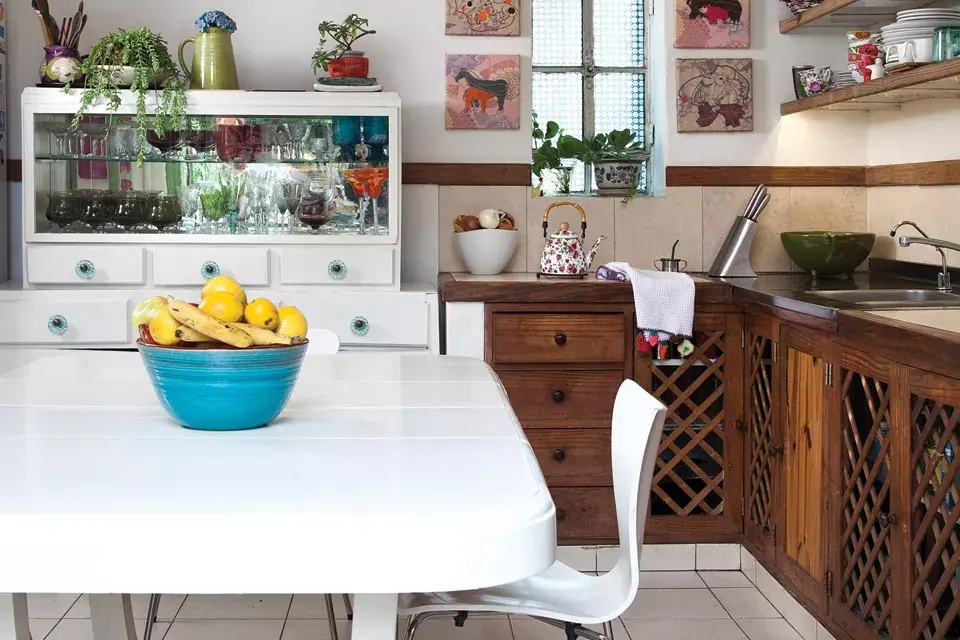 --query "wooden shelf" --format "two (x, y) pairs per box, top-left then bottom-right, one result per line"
(781, 59), (960, 115)
(780, 0), (941, 33)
